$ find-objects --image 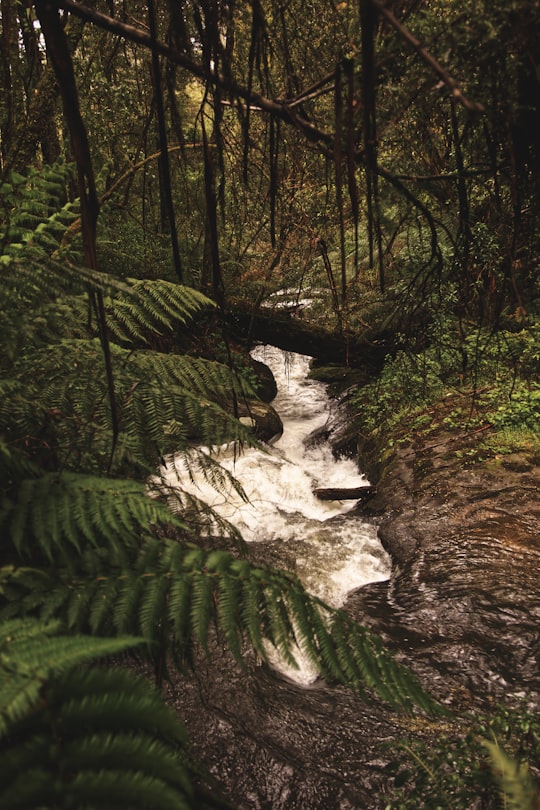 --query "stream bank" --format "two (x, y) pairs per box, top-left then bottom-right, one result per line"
(349, 431), (540, 710)
(163, 362), (540, 809)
